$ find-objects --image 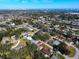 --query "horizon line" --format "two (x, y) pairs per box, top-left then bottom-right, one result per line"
(0, 8), (79, 10)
